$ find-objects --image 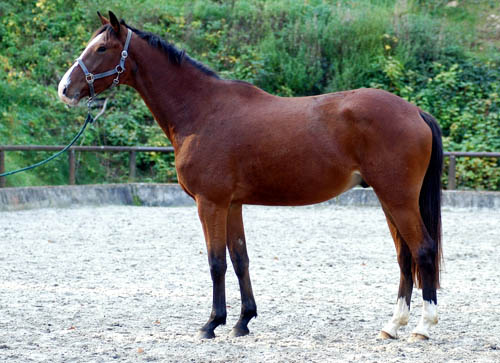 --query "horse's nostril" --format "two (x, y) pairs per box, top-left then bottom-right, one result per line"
(62, 86), (68, 96)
